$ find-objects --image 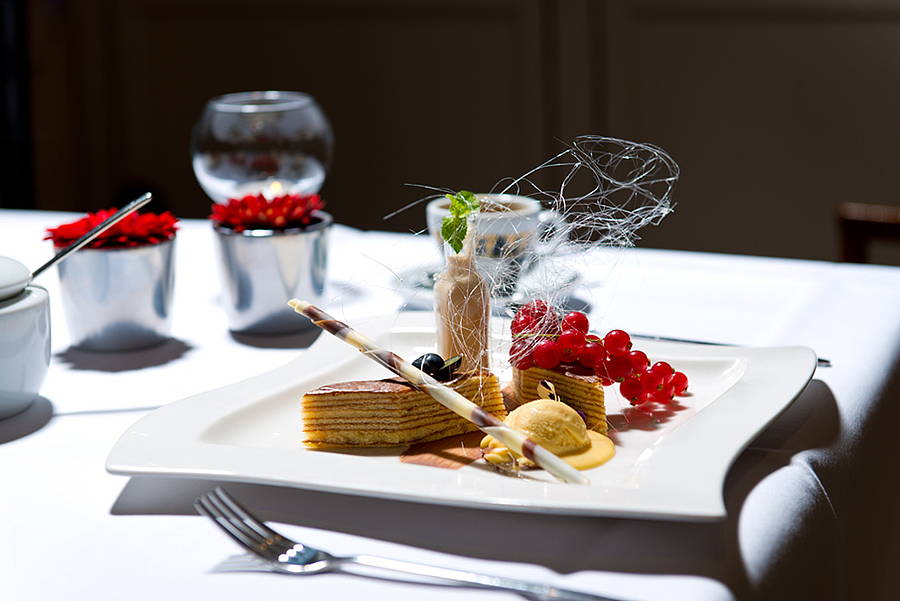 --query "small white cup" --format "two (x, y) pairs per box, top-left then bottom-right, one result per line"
(0, 285), (50, 418)
(426, 193), (562, 296)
